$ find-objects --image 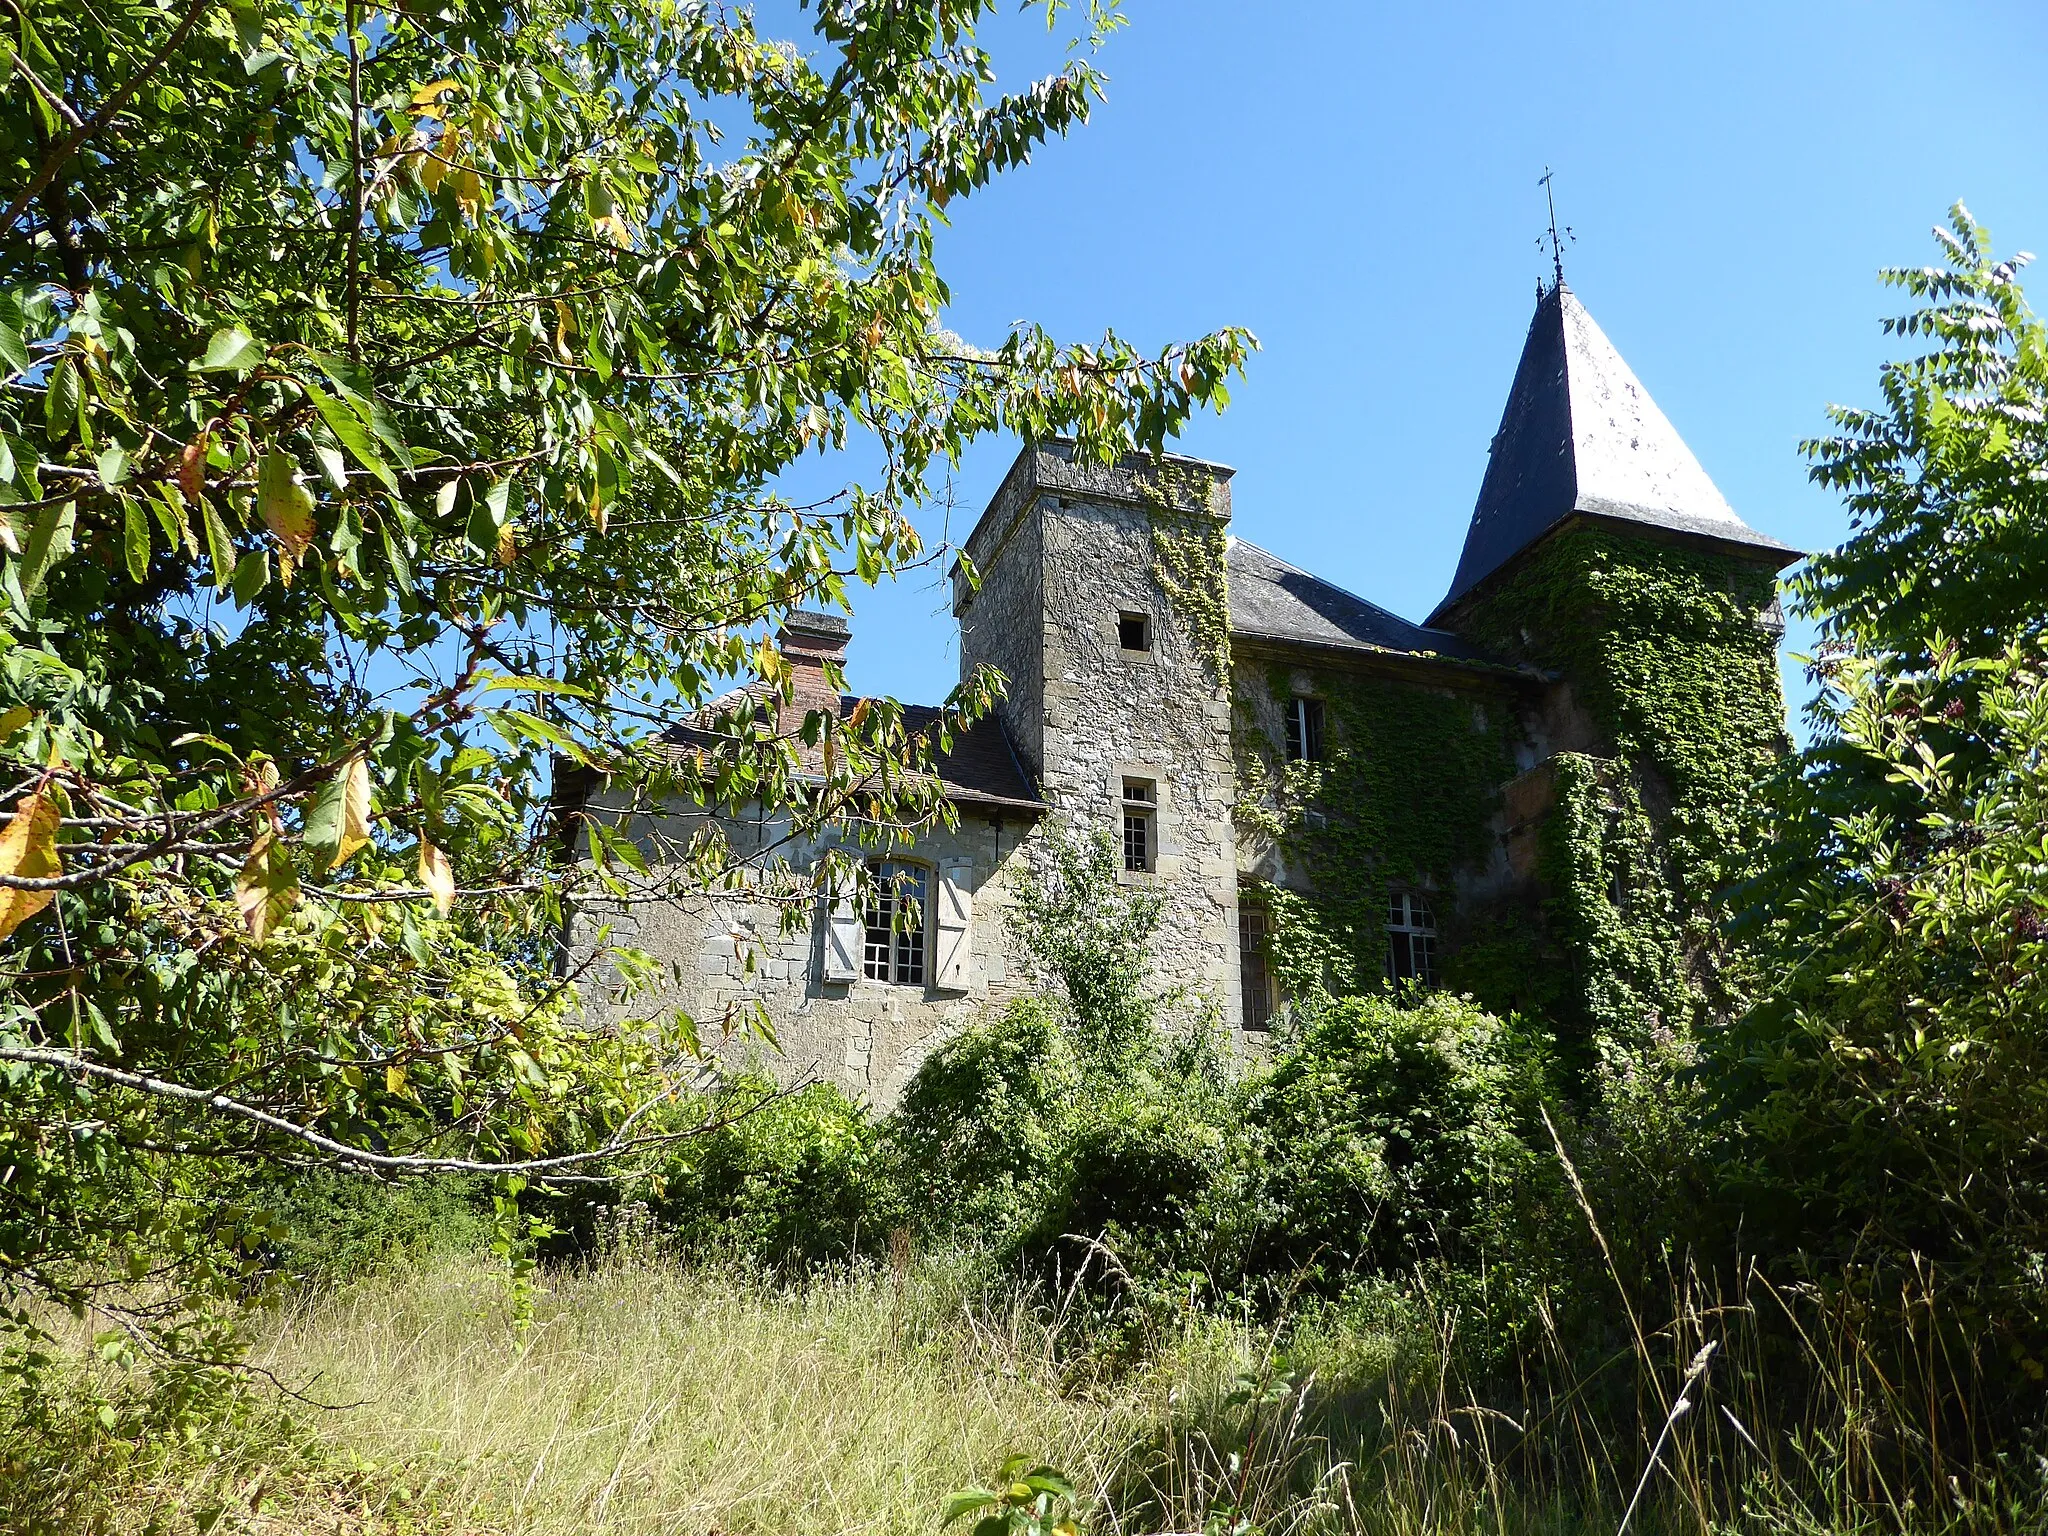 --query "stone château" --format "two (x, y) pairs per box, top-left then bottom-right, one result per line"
(568, 282), (1799, 1105)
